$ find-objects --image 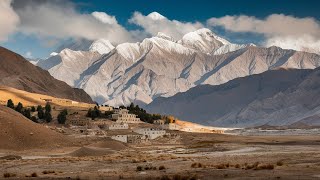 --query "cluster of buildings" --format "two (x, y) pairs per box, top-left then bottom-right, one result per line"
(67, 108), (177, 144)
